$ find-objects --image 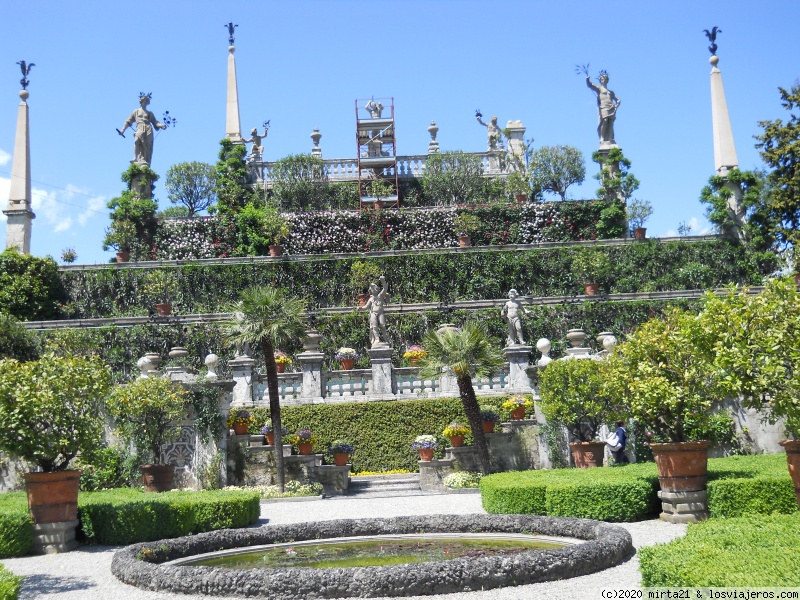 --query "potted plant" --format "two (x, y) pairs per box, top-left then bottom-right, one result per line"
(348, 260), (382, 306)
(442, 422), (470, 447)
(502, 395), (533, 420)
(0, 354), (110, 534)
(226, 409), (253, 436)
(327, 440), (355, 466)
(572, 249), (612, 296)
(480, 407), (501, 433)
(334, 347), (359, 370)
(106, 375), (189, 492)
(697, 278), (800, 507)
(505, 170), (531, 203)
(403, 344), (427, 366)
(142, 269), (179, 316)
(102, 220), (138, 263)
(273, 350), (292, 373)
(260, 424), (287, 446)
(263, 207), (291, 257)
(60, 247), (77, 264)
(453, 212), (481, 248)
(606, 307), (720, 494)
(538, 358), (618, 468)
(410, 434), (439, 461)
(288, 428), (317, 455)
(365, 178), (395, 209)
(627, 198), (653, 240)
